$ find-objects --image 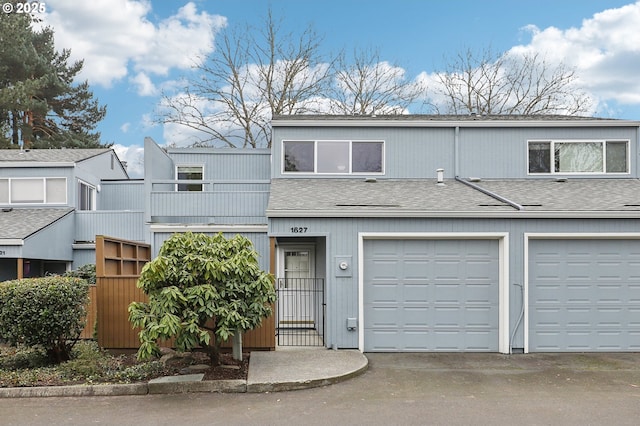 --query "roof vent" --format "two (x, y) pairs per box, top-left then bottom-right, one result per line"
(364, 177), (377, 183)
(2, 207), (13, 213)
(436, 168), (445, 186)
(468, 177), (482, 182)
(555, 178), (568, 183)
